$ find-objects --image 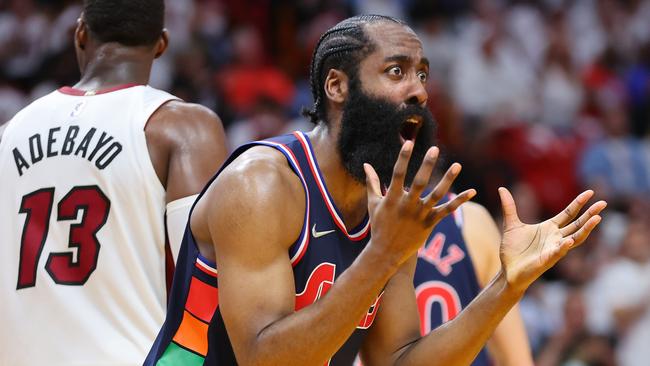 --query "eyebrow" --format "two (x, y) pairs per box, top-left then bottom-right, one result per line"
(383, 55), (430, 68)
